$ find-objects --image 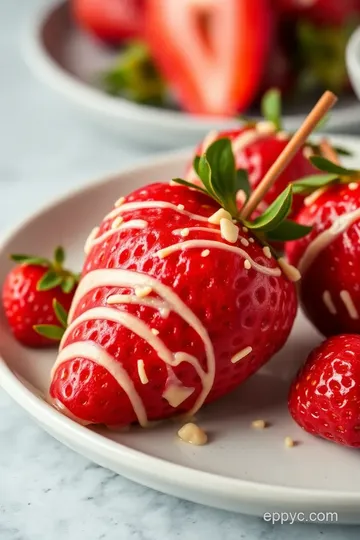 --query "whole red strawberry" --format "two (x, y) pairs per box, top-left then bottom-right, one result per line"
(2, 247), (79, 347)
(49, 139), (302, 427)
(286, 157), (360, 337)
(186, 90), (323, 218)
(289, 334), (360, 447)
